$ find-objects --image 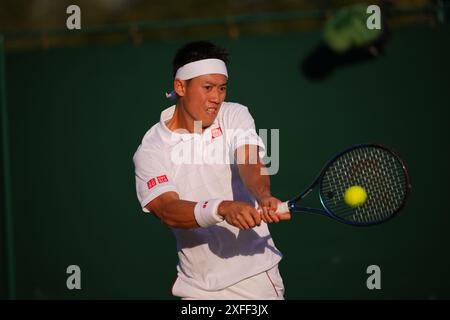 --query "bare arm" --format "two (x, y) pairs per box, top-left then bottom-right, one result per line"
(236, 144), (291, 223)
(146, 191), (263, 230)
(146, 192), (199, 229)
(236, 144), (271, 201)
